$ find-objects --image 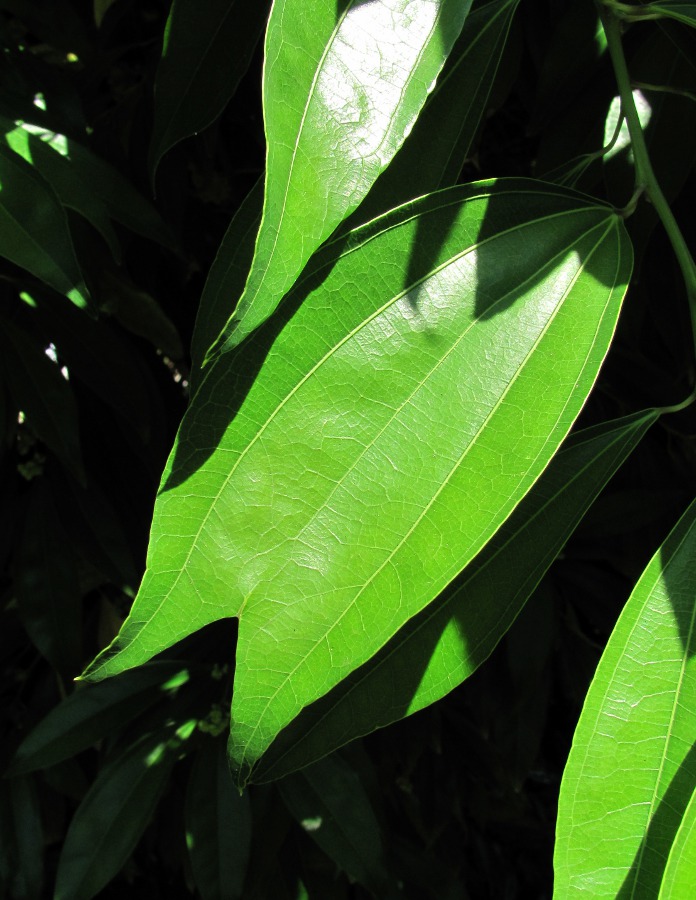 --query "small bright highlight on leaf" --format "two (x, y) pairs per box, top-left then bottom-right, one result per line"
(160, 668), (190, 691)
(300, 816), (322, 832)
(19, 292), (37, 308)
(32, 93), (47, 111)
(604, 90), (652, 161)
